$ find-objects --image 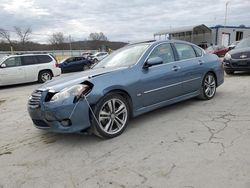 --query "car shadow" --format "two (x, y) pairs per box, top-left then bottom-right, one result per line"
(128, 98), (198, 129)
(0, 82), (40, 90)
(226, 71), (250, 77)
